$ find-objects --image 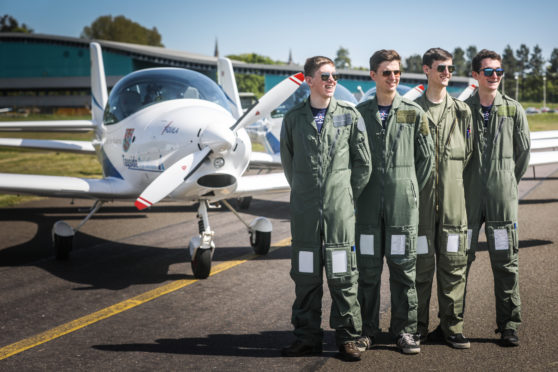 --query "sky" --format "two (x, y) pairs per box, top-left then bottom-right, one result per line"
(2, 0), (557, 69)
